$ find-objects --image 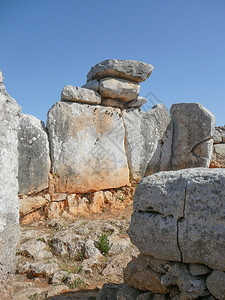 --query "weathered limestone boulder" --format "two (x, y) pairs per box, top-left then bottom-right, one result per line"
(206, 270), (225, 300)
(87, 59), (153, 83)
(213, 126), (225, 143)
(171, 103), (215, 170)
(82, 79), (99, 92)
(126, 96), (147, 109)
(0, 74), (21, 299)
(210, 143), (225, 168)
(61, 85), (101, 104)
(123, 104), (170, 182)
(47, 101), (129, 193)
(124, 255), (169, 294)
(99, 77), (140, 102)
(18, 114), (50, 195)
(129, 168), (225, 270)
